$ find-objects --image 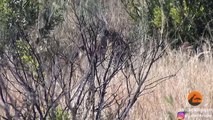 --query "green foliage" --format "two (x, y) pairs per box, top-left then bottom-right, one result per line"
(1, 0), (64, 39)
(153, 7), (162, 28)
(169, 7), (181, 25)
(128, 2), (143, 22)
(16, 40), (39, 75)
(126, 0), (213, 47)
(6, 0), (40, 29)
(0, 0), (41, 50)
(0, 0), (65, 80)
(0, 0), (11, 40)
(0, 0), (11, 24)
(157, 0), (212, 42)
(53, 108), (70, 120)
(40, 0), (64, 37)
(121, 0), (144, 22)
